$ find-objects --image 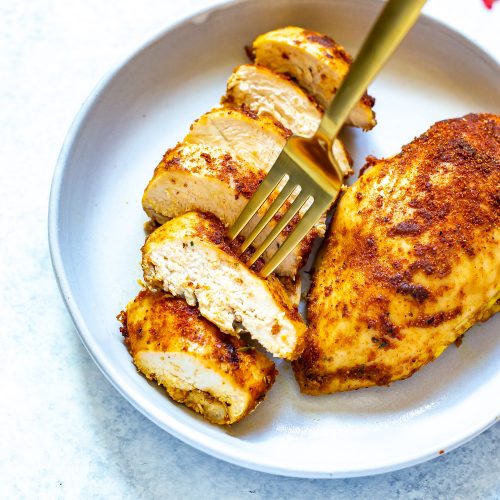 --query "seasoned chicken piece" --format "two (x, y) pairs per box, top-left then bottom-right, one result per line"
(294, 113), (500, 394)
(142, 143), (262, 226)
(223, 65), (352, 176)
(121, 290), (277, 424)
(142, 211), (307, 360)
(224, 65), (322, 139)
(278, 275), (302, 308)
(252, 27), (376, 130)
(185, 106), (291, 170)
(142, 142), (323, 277)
